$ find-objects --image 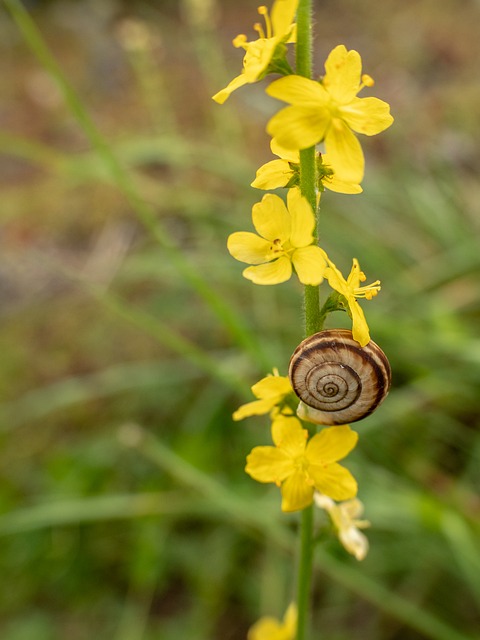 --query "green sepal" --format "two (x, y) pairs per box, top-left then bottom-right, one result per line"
(318, 291), (350, 328)
(315, 154), (334, 192)
(285, 162), (301, 188)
